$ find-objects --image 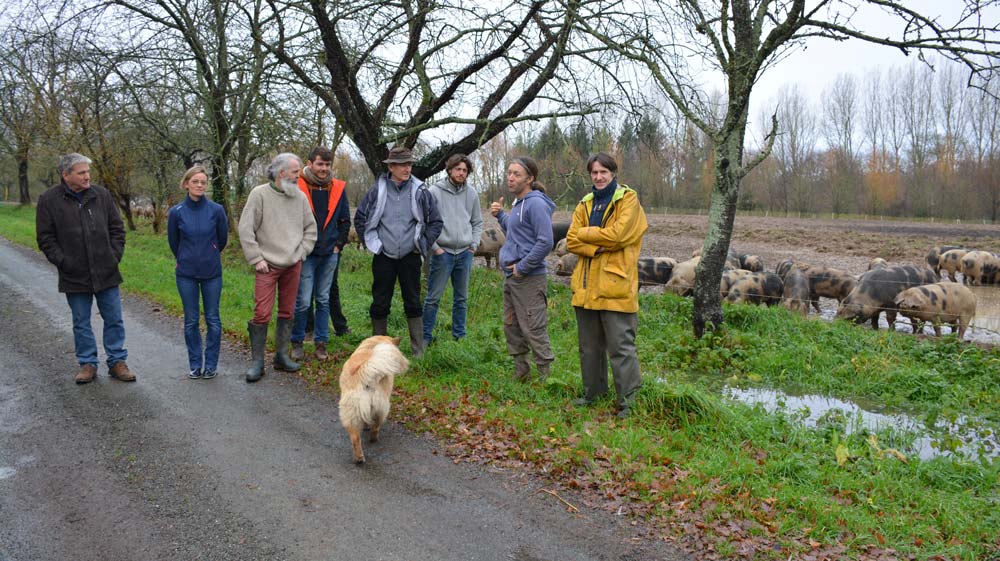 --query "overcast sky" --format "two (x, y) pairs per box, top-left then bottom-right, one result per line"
(749, 1), (995, 111)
